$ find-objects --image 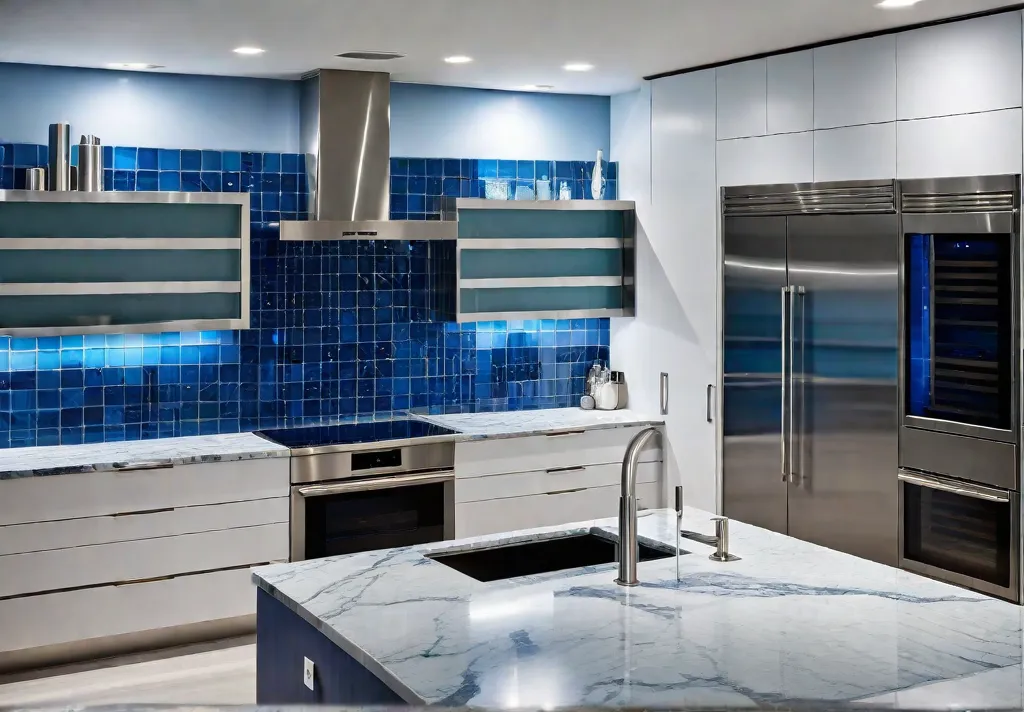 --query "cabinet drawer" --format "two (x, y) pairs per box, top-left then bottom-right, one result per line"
(0, 457), (289, 527)
(455, 427), (661, 479)
(0, 567), (256, 654)
(0, 497), (288, 556)
(457, 462), (660, 503)
(455, 482), (662, 538)
(0, 522), (287, 598)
